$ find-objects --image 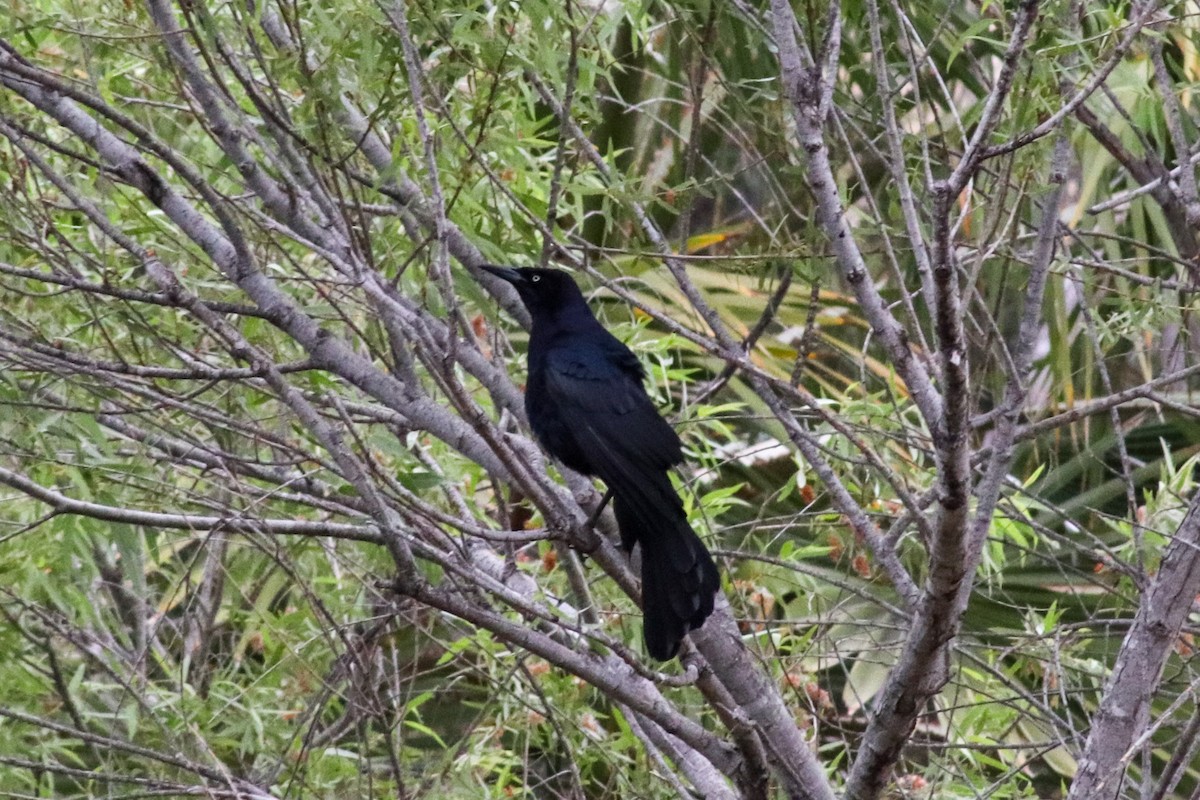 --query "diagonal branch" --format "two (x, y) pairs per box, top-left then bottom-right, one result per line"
(844, 125), (1072, 800)
(1066, 495), (1200, 799)
(767, 0), (944, 437)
